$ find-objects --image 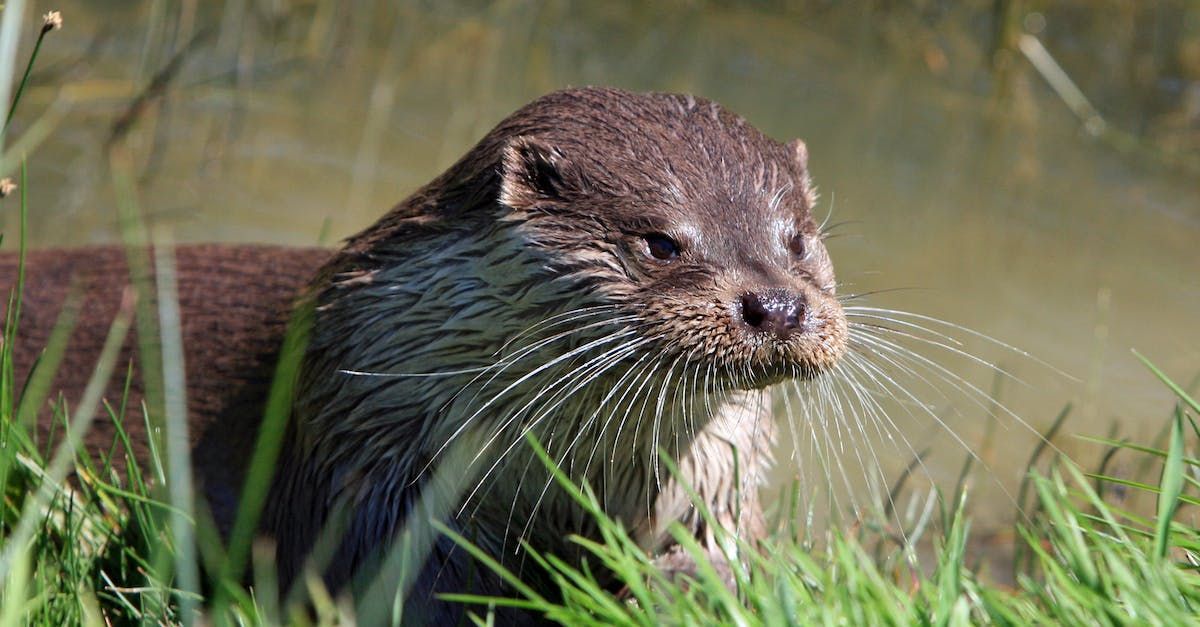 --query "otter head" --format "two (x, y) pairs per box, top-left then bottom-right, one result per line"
(494, 89), (847, 391)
